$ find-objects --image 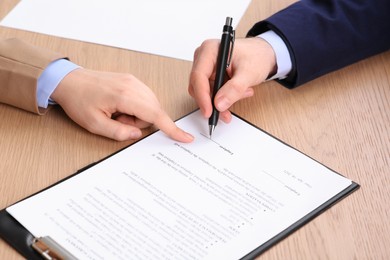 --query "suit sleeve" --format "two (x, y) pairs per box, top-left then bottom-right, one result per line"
(247, 0), (390, 88)
(0, 38), (65, 114)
